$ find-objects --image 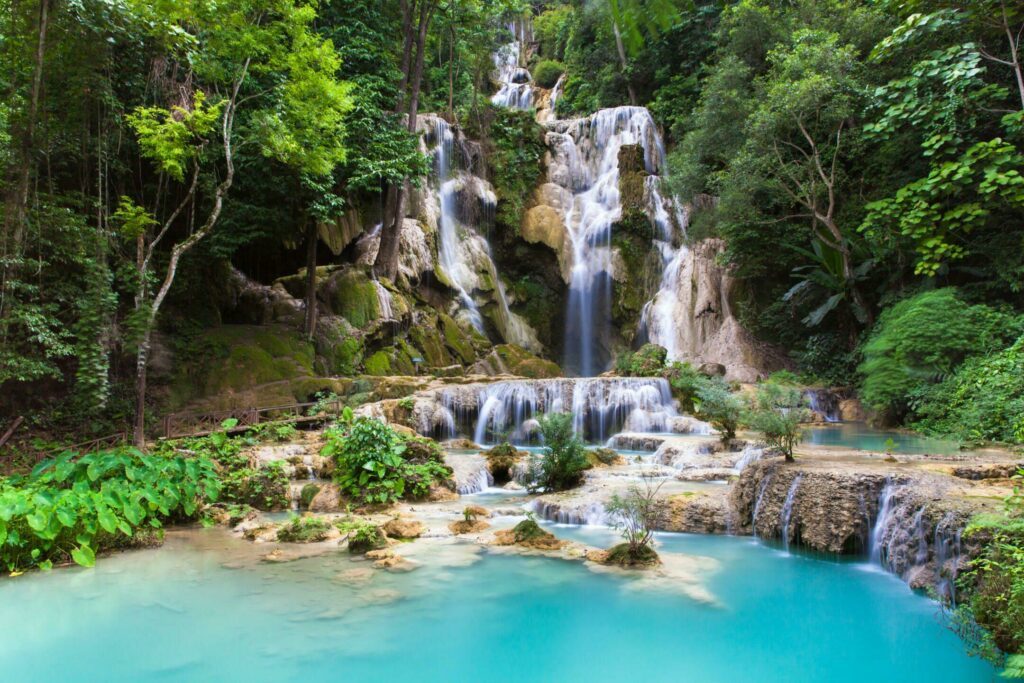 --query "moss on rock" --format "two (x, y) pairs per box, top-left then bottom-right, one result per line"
(323, 267), (381, 329)
(603, 542), (660, 568)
